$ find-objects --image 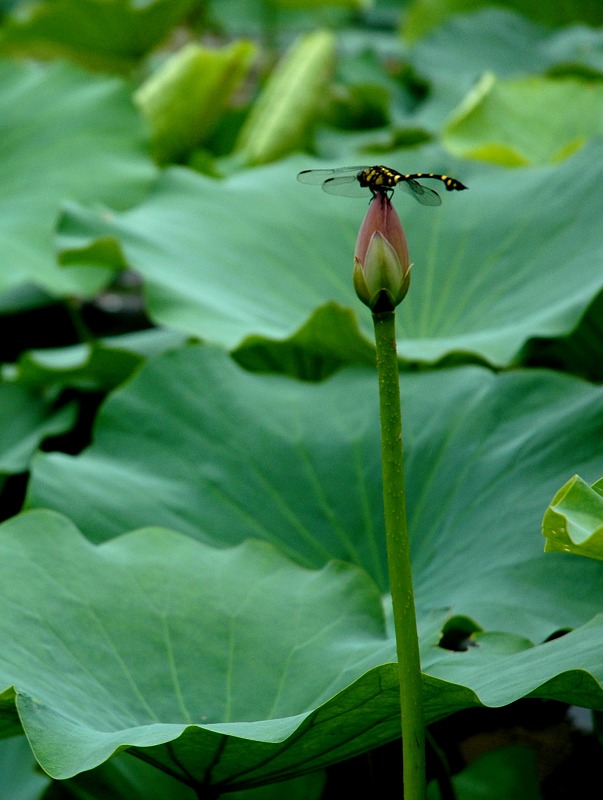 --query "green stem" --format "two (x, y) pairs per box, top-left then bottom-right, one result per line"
(372, 310), (426, 799)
